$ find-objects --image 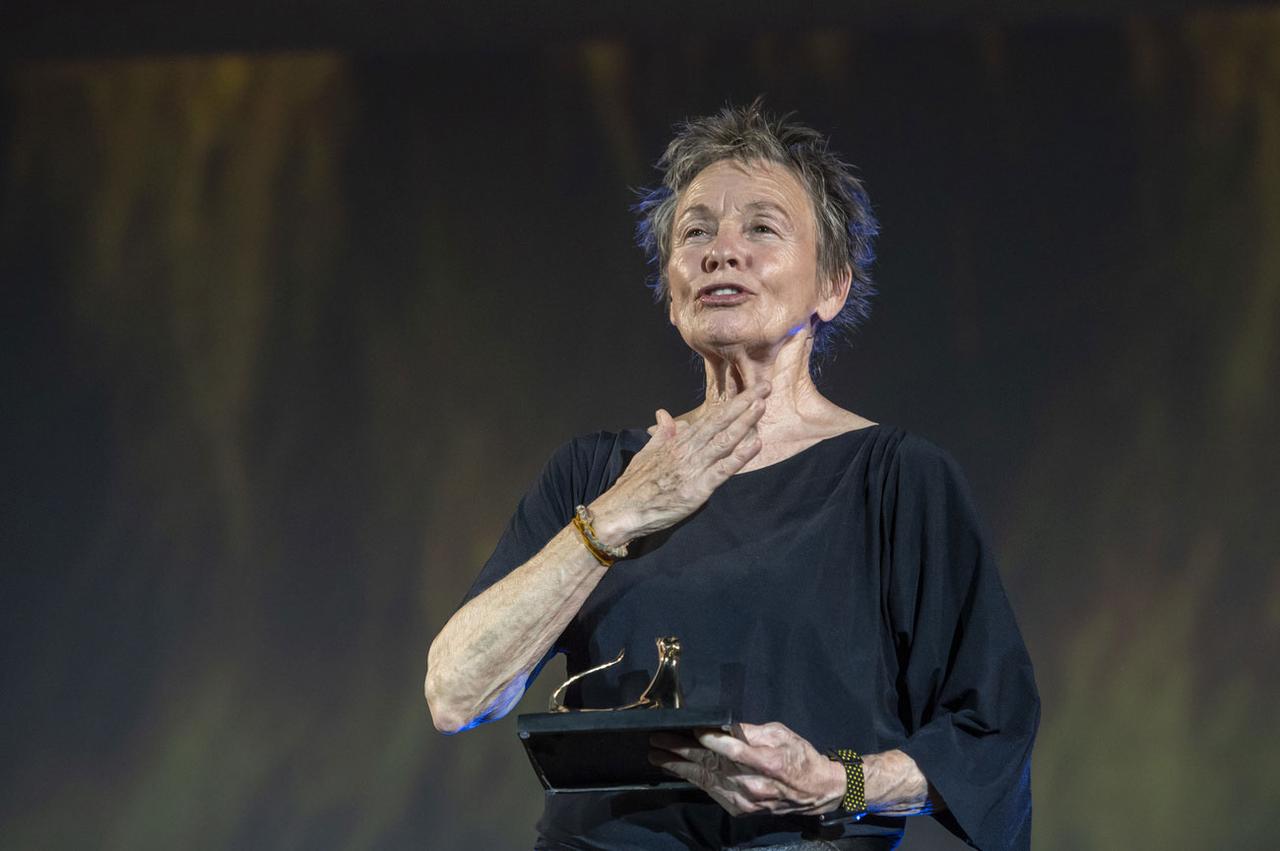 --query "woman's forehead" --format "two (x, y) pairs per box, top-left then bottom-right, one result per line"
(676, 158), (811, 218)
